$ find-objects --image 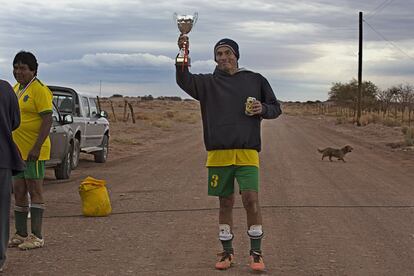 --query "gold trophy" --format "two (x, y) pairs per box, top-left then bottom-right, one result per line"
(174, 12), (198, 68)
